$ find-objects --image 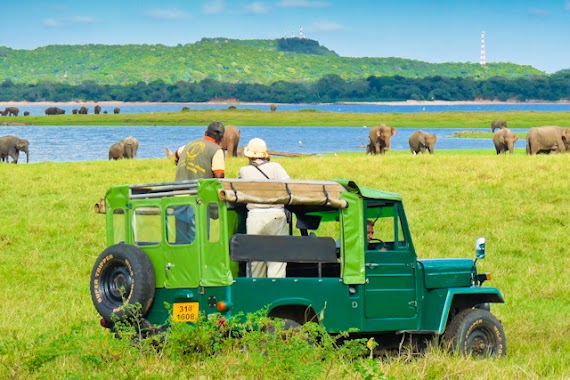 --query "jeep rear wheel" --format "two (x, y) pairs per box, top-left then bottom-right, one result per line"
(443, 308), (506, 358)
(90, 243), (156, 322)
